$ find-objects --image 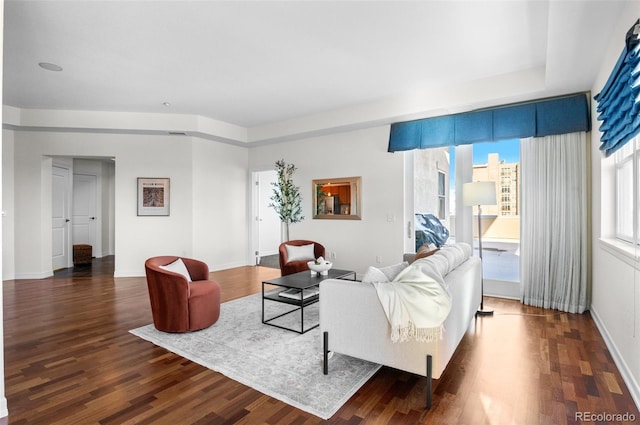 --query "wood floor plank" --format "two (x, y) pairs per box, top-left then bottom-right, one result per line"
(1, 256), (638, 424)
